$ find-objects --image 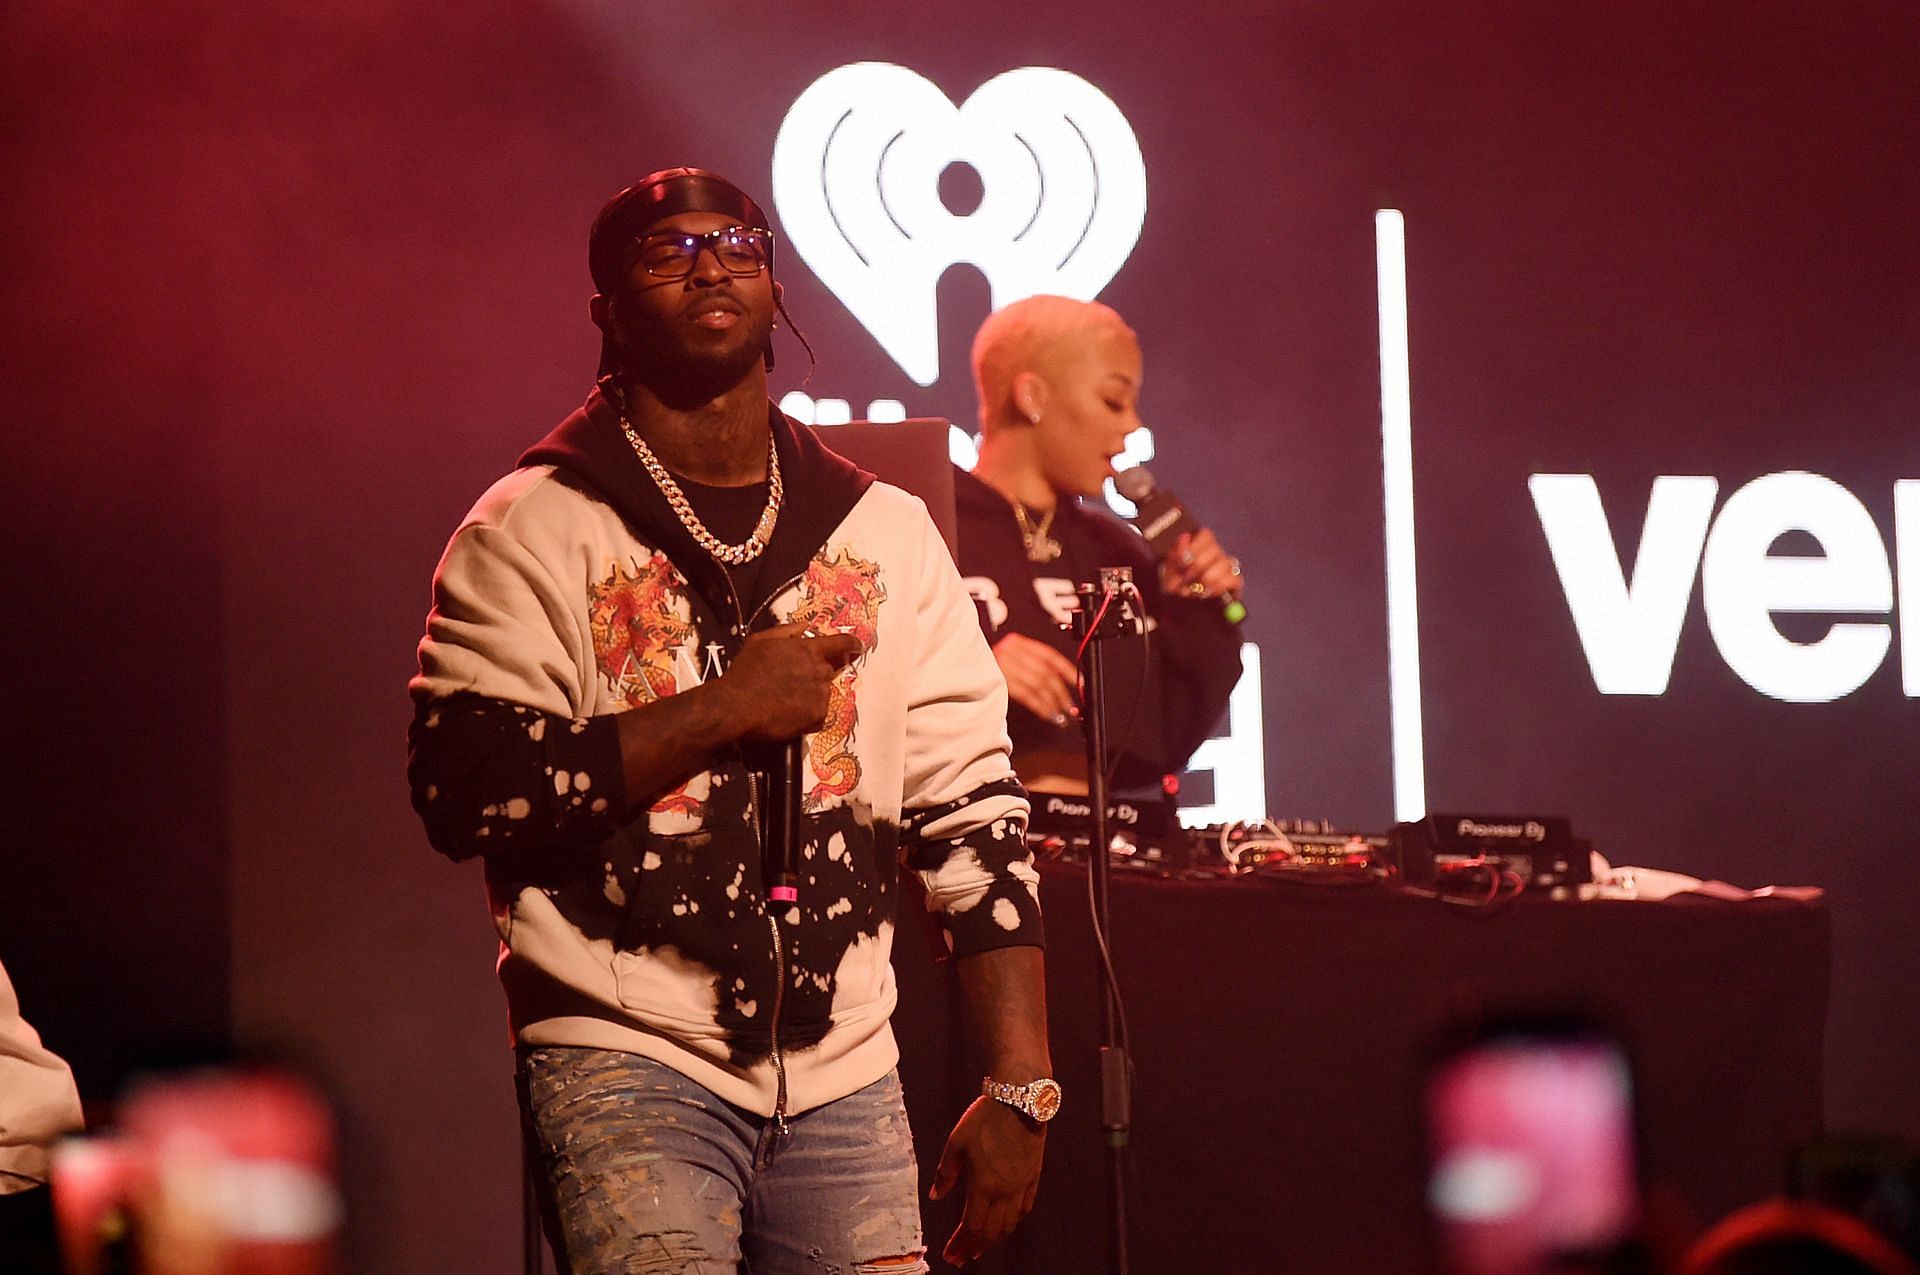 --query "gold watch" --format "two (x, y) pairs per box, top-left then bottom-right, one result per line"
(981, 1075), (1063, 1123)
